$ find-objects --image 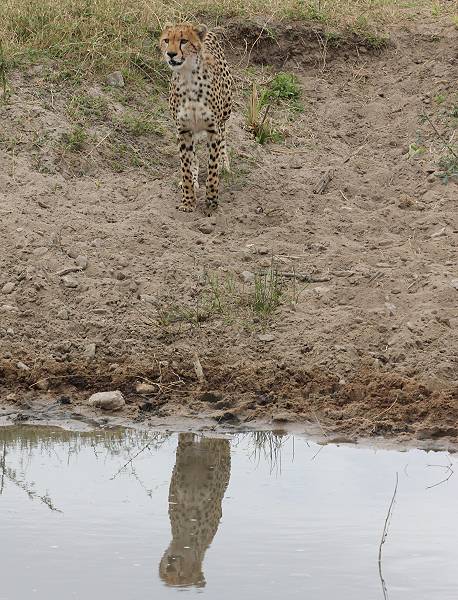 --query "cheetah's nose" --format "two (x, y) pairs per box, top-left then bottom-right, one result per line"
(167, 51), (178, 59)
